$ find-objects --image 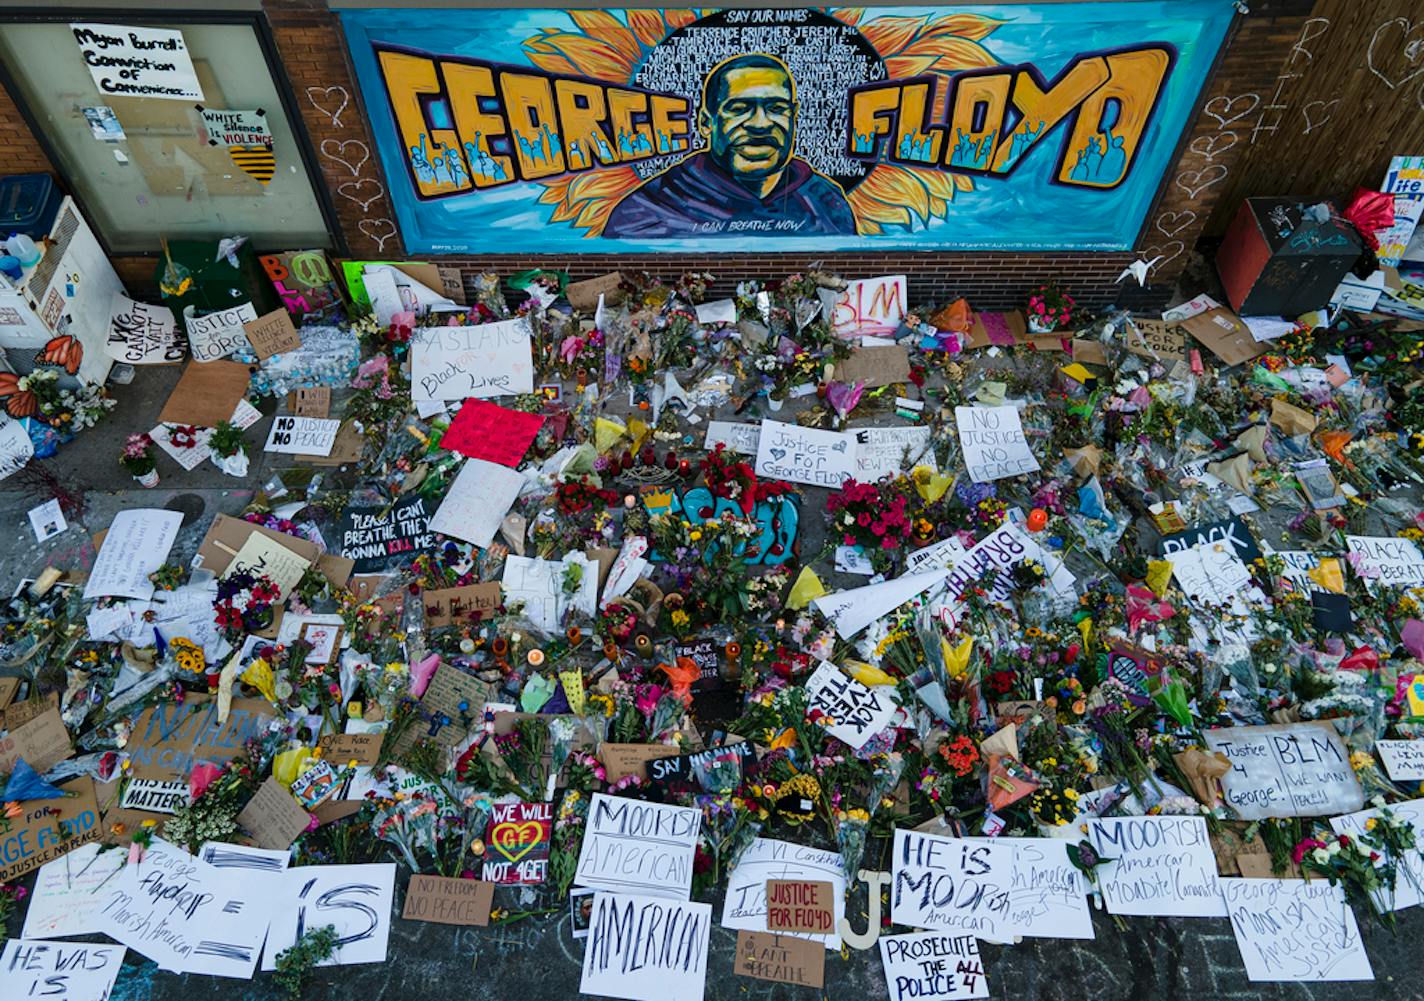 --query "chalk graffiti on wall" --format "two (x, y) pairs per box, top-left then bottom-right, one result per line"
(341, 4), (1235, 253)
